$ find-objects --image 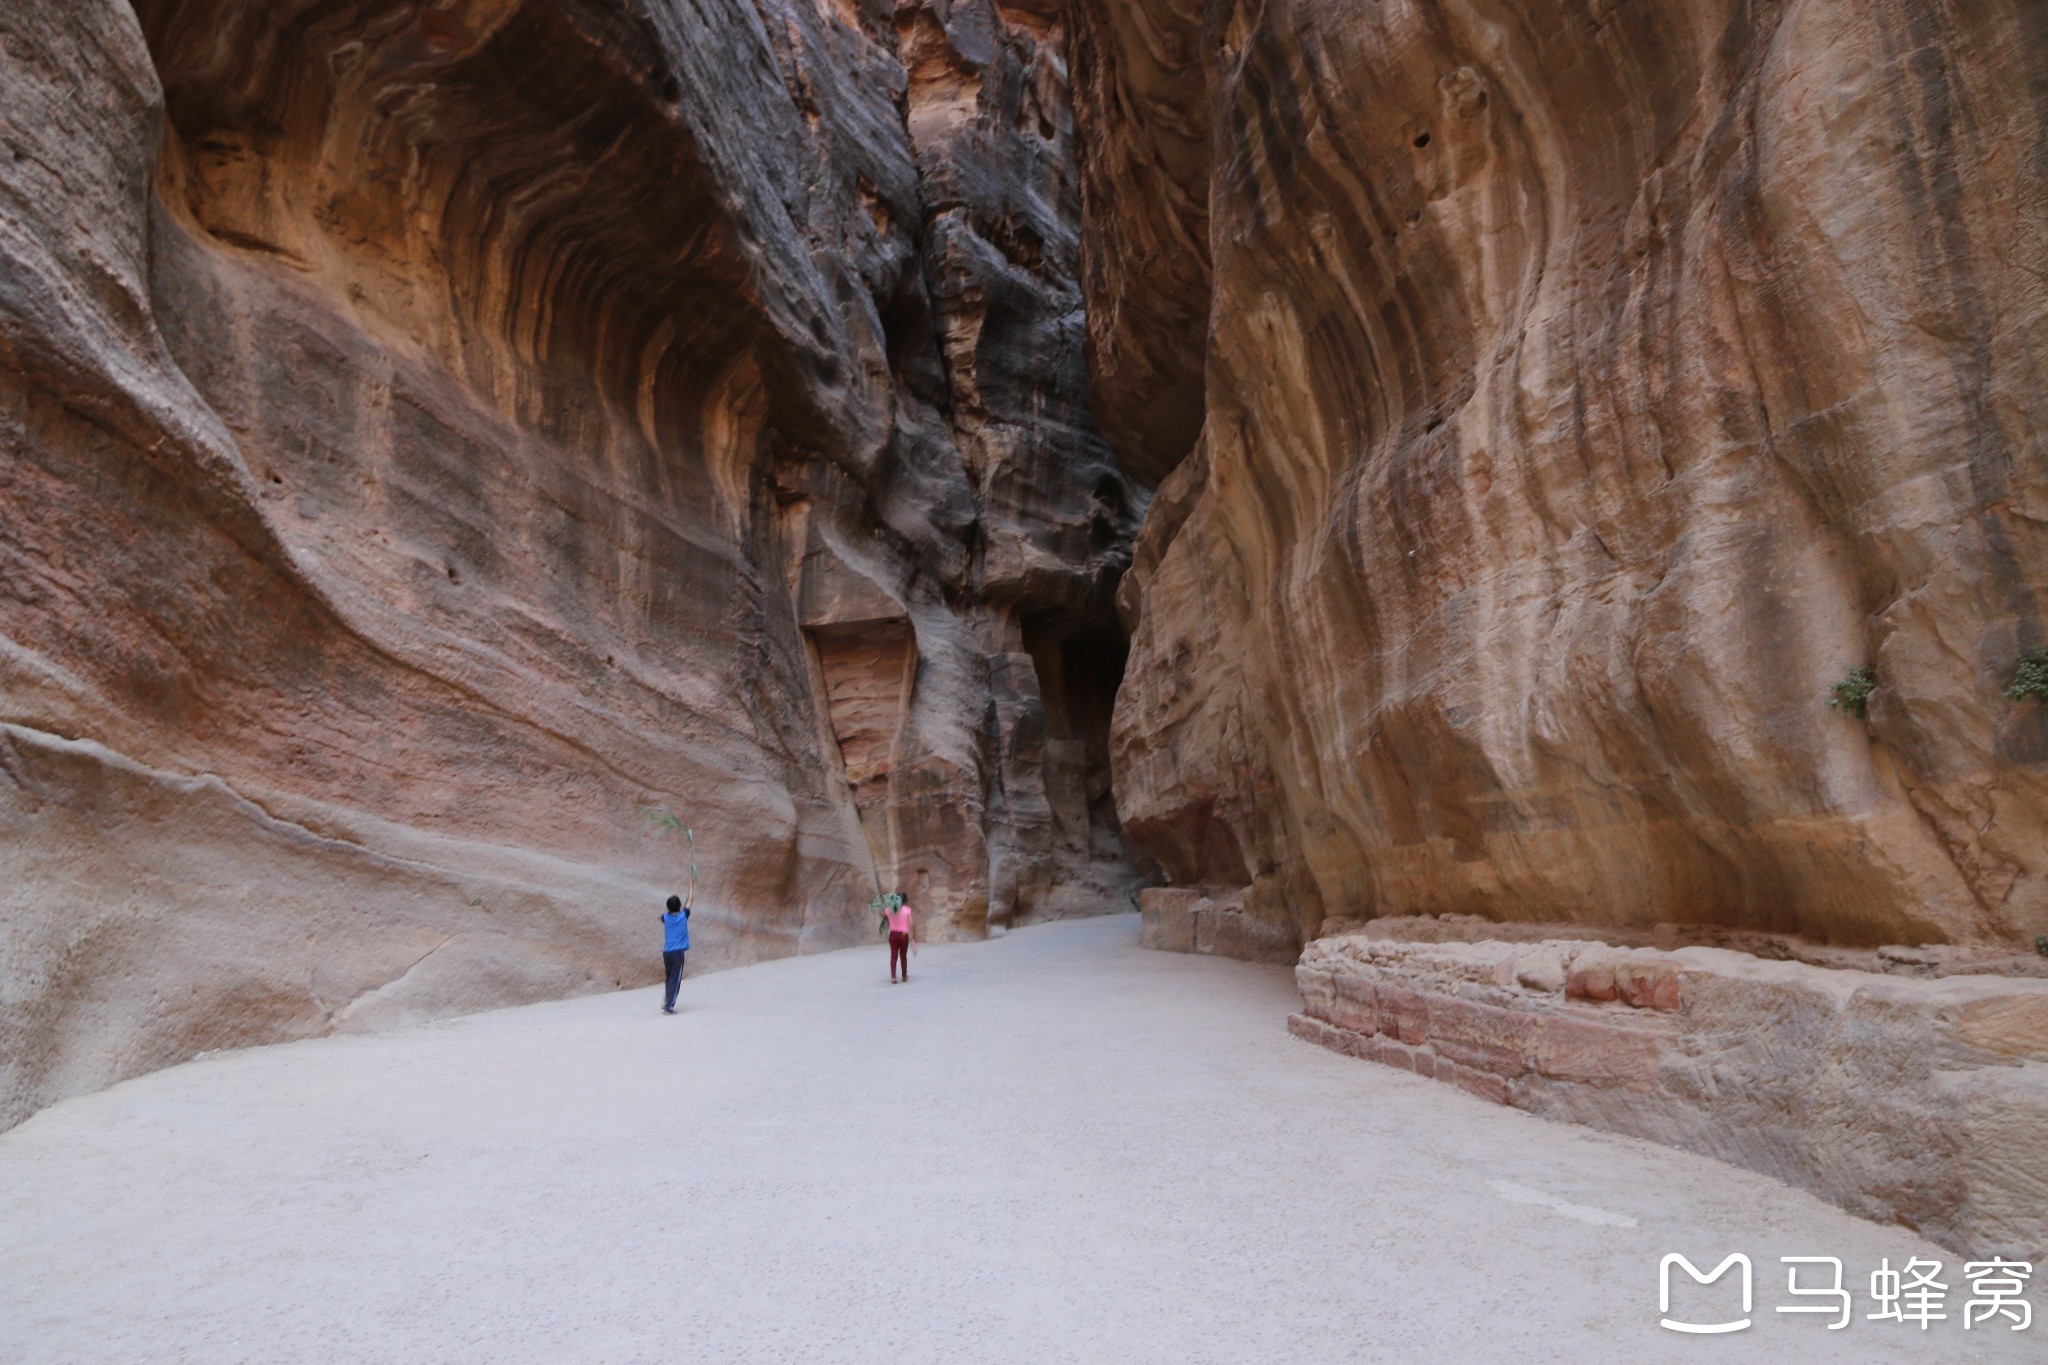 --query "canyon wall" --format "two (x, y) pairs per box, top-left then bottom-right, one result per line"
(8, 0), (2043, 1135)
(1078, 0), (2048, 960)
(0, 0), (1146, 1128)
